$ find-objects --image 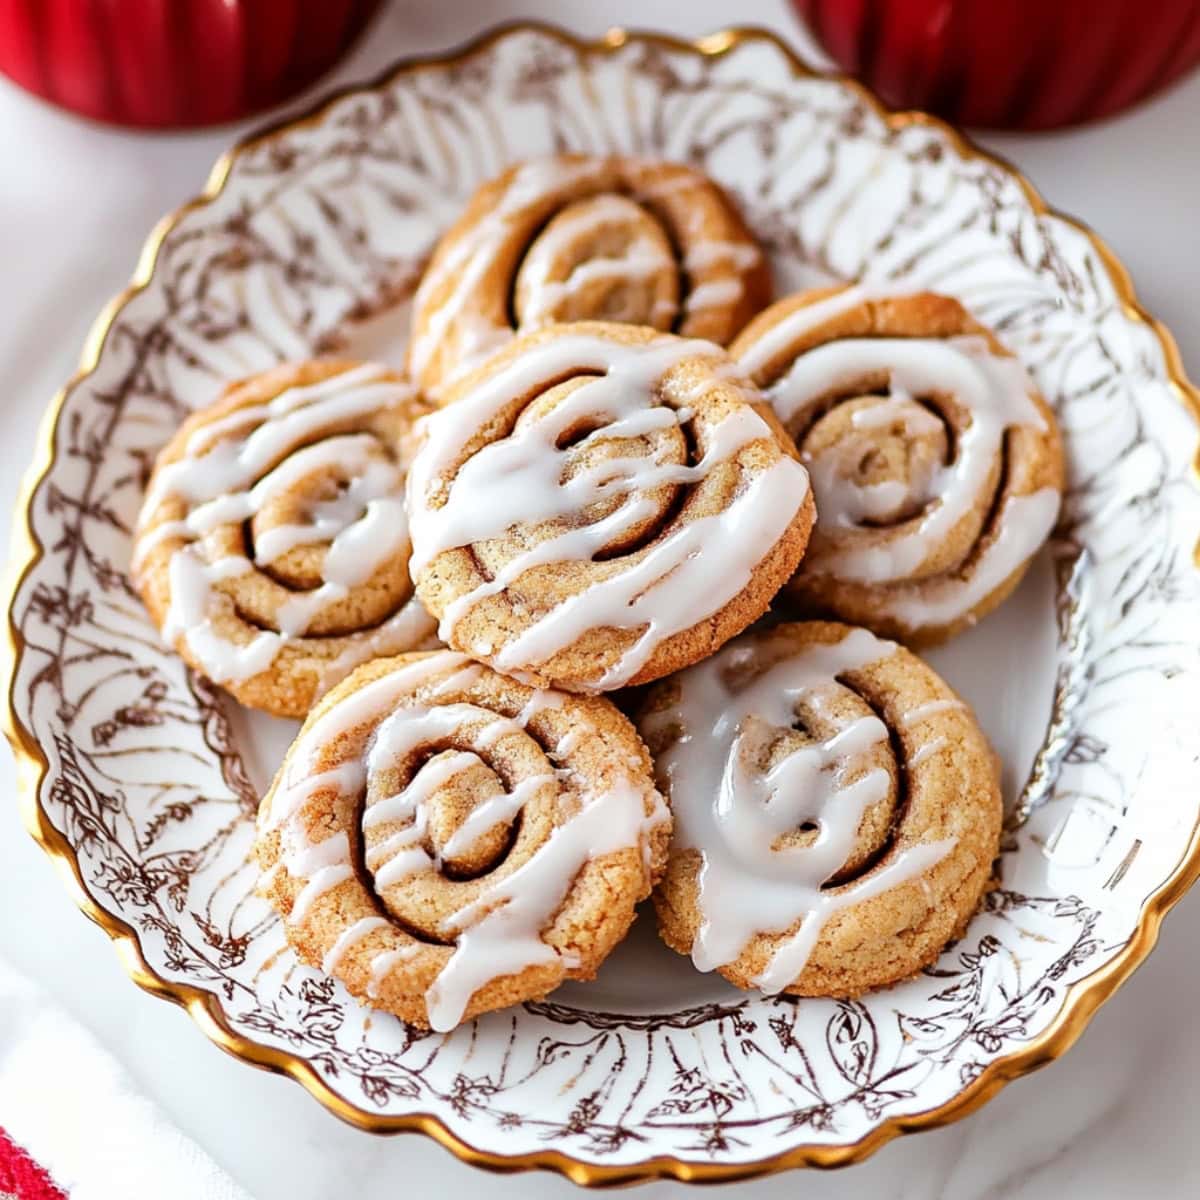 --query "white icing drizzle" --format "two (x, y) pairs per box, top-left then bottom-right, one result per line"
(900, 698), (964, 725)
(361, 705), (533, 888)
(686, 277), (744, 314)
(144, 365), (403, 511)
(322, 916), (389, 974)
(736, 285), (898, 377)
(314, 606), (438, 693)
(554, 728), (585, 760)
(263, 652), (666, 1030)
(644, 628), (953, 992)
(683, 240), (762, 274)
(410, 158), (608, 383)
(473, 717), (520, 751)
(885, 489), (1060, 625)
(440, 774), (556, 861)
(909, 738), (947, 768)
(759, 333), (1044, 583)
(364, 744), (483, 831)
(362, 746), (481, 888)
(408, 333), (810, 688)
(519, 195), (643, 276)
(515, 689), (565, 726)
(411, 159), (763, 389)
(850, 393), (942, 434)
(290, 868), (355, 927)
(270, 760), (365, 827)
(516, 194), (678, 328)
(287, 832), (353, 924)
(366, 946), (418, 999)
(424, 777), (668, 1031)
(428, 662), (485, 697)
(735, 286), (1060, 623)
(136, 363), (435, 686)
(522, 249), (677, 325)
(263, 657), (471, 921)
